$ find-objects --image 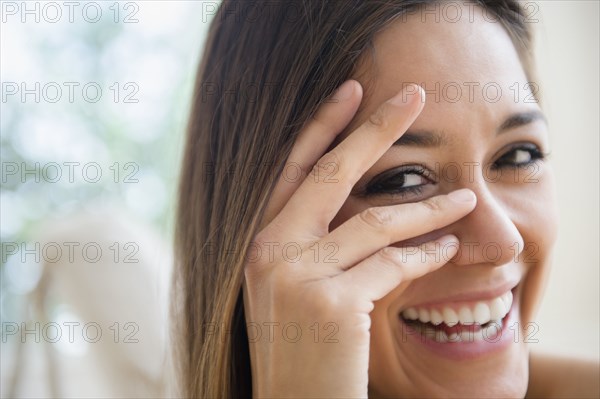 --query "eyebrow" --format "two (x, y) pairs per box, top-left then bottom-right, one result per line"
(392, 110), (547, 147)
(497, 110), (547, 133)
(393, 129), (449, 147)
